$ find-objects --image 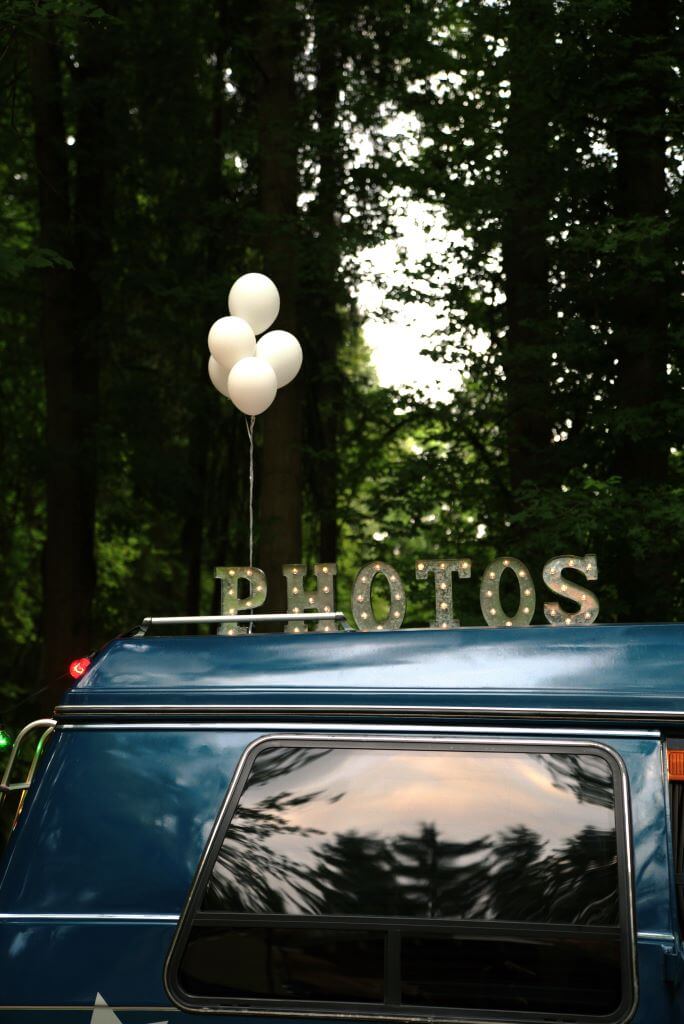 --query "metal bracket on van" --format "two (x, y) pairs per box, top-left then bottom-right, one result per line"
(0, 718), (56, 809)
(137, 611), (351, 634)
